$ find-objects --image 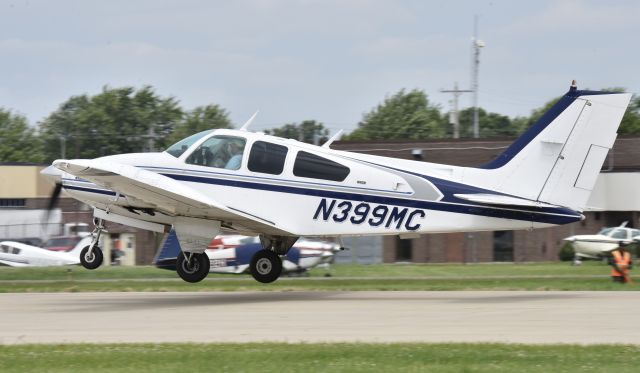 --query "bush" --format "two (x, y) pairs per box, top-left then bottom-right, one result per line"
(558, 243), (575, 261)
